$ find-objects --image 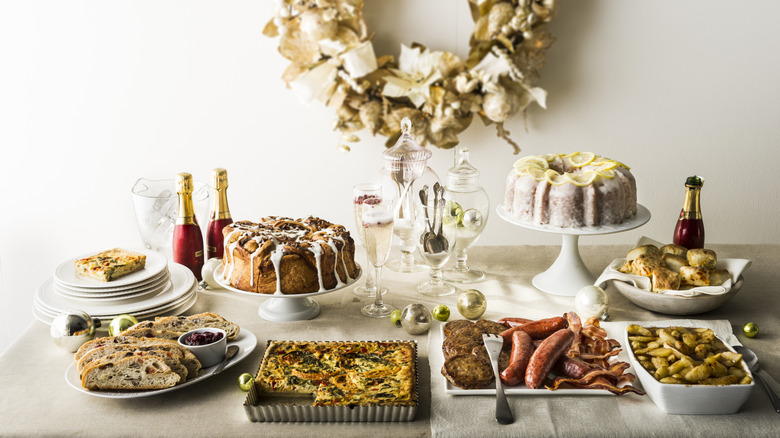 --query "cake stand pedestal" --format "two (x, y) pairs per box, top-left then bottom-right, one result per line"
(212, 264), (362, 322)
(497, 205), (651, 296)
